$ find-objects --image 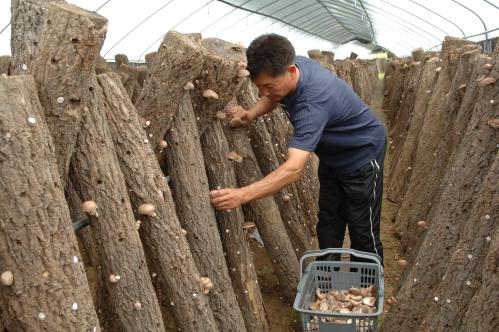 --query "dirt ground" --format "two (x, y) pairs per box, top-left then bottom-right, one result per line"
(81, 78), (402, 331)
